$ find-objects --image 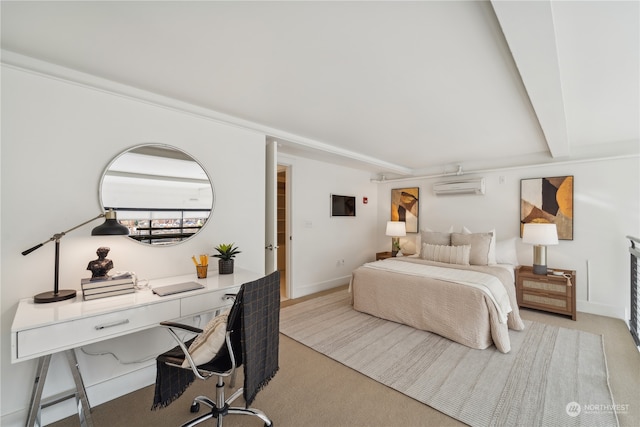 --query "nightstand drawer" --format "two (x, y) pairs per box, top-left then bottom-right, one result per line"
(522, 279), (567, 294)
(522, 293), (570, 310)
(376, 251), (392, 260)
(16, 300), (180, 360)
